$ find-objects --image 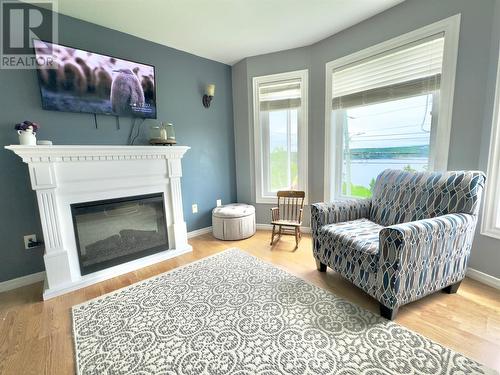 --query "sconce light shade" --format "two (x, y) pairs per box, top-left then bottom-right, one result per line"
(203, 83), (216, 108)
(206, 84), (215, 97)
